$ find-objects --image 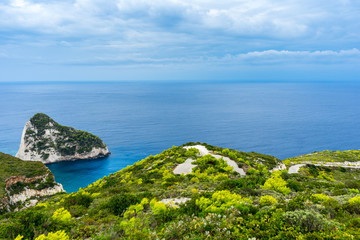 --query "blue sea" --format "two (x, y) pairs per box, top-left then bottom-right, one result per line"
(1, 81), (359, 192)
